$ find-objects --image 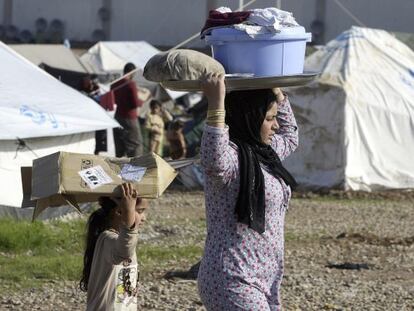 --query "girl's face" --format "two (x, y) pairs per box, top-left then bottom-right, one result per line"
(260, 102), (279, 145)
(134, 199), (148, 226)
